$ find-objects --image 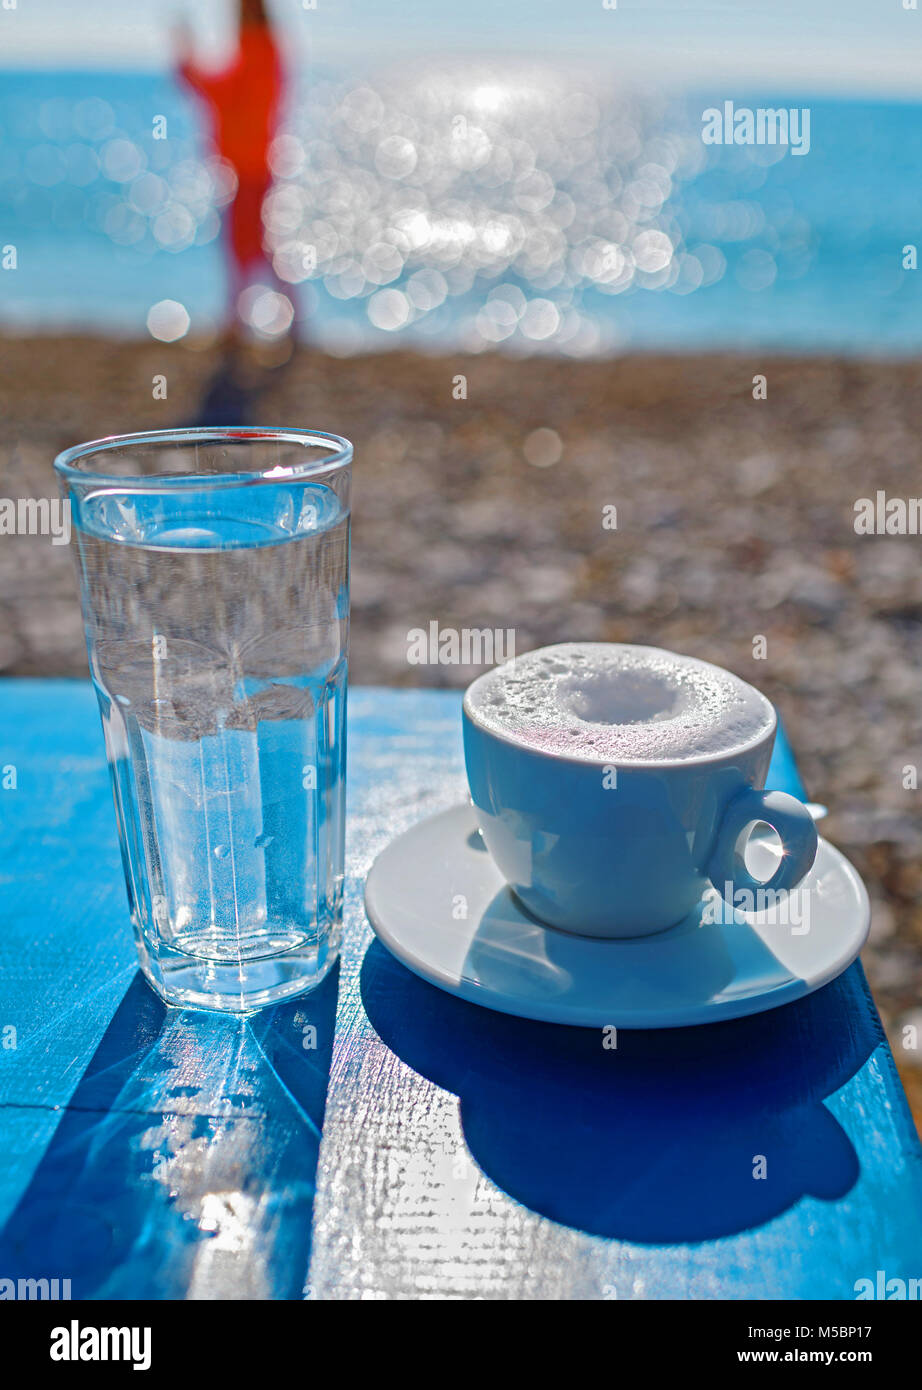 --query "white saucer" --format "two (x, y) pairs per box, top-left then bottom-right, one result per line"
(364, 804), (870, 1029)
